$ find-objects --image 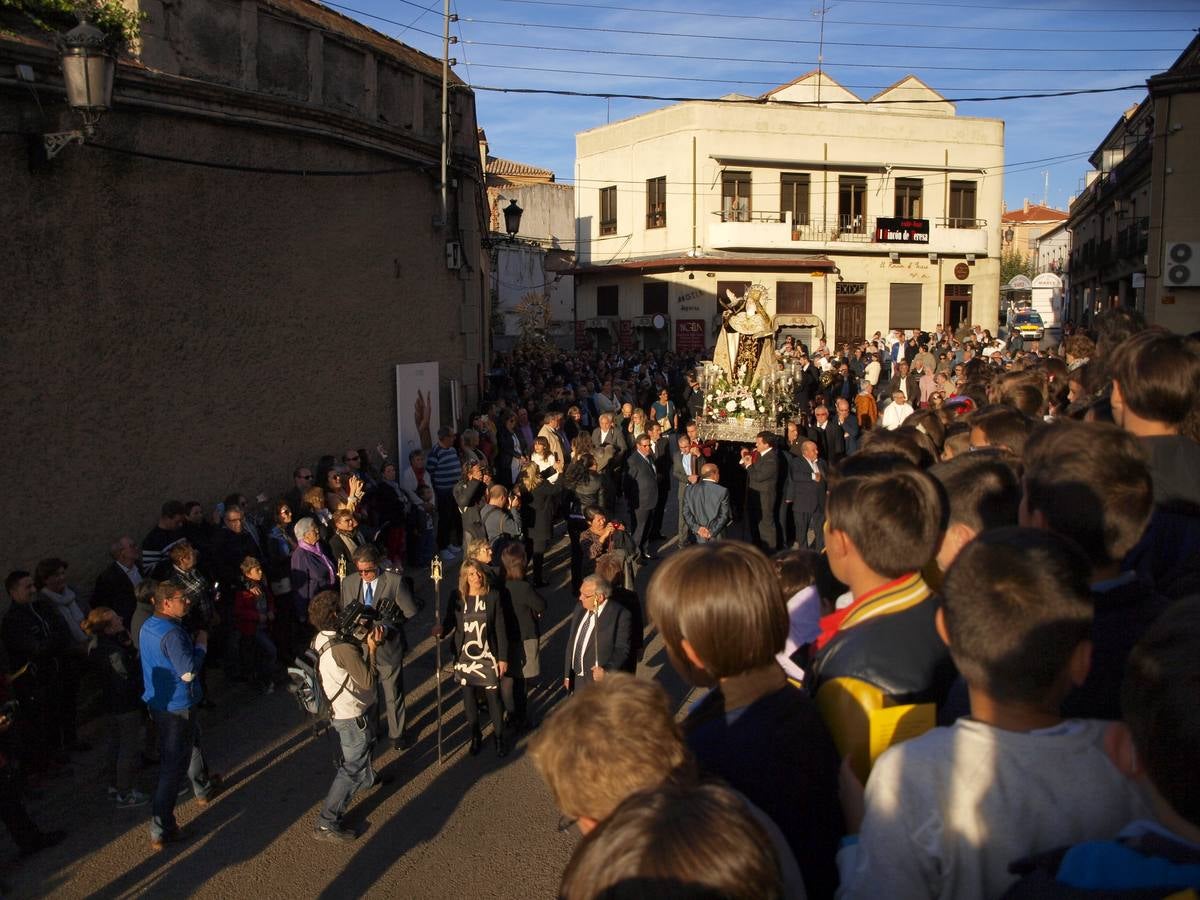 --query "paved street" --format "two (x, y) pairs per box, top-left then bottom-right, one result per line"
(2, 530), (695, 900)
